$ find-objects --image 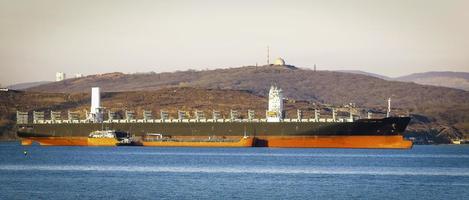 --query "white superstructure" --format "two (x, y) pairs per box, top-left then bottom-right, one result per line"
(55, 72), (66, 81)
(88, 87), (103, 122)
(267, 85), (284, 122)
(89, 130), (115, 138)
